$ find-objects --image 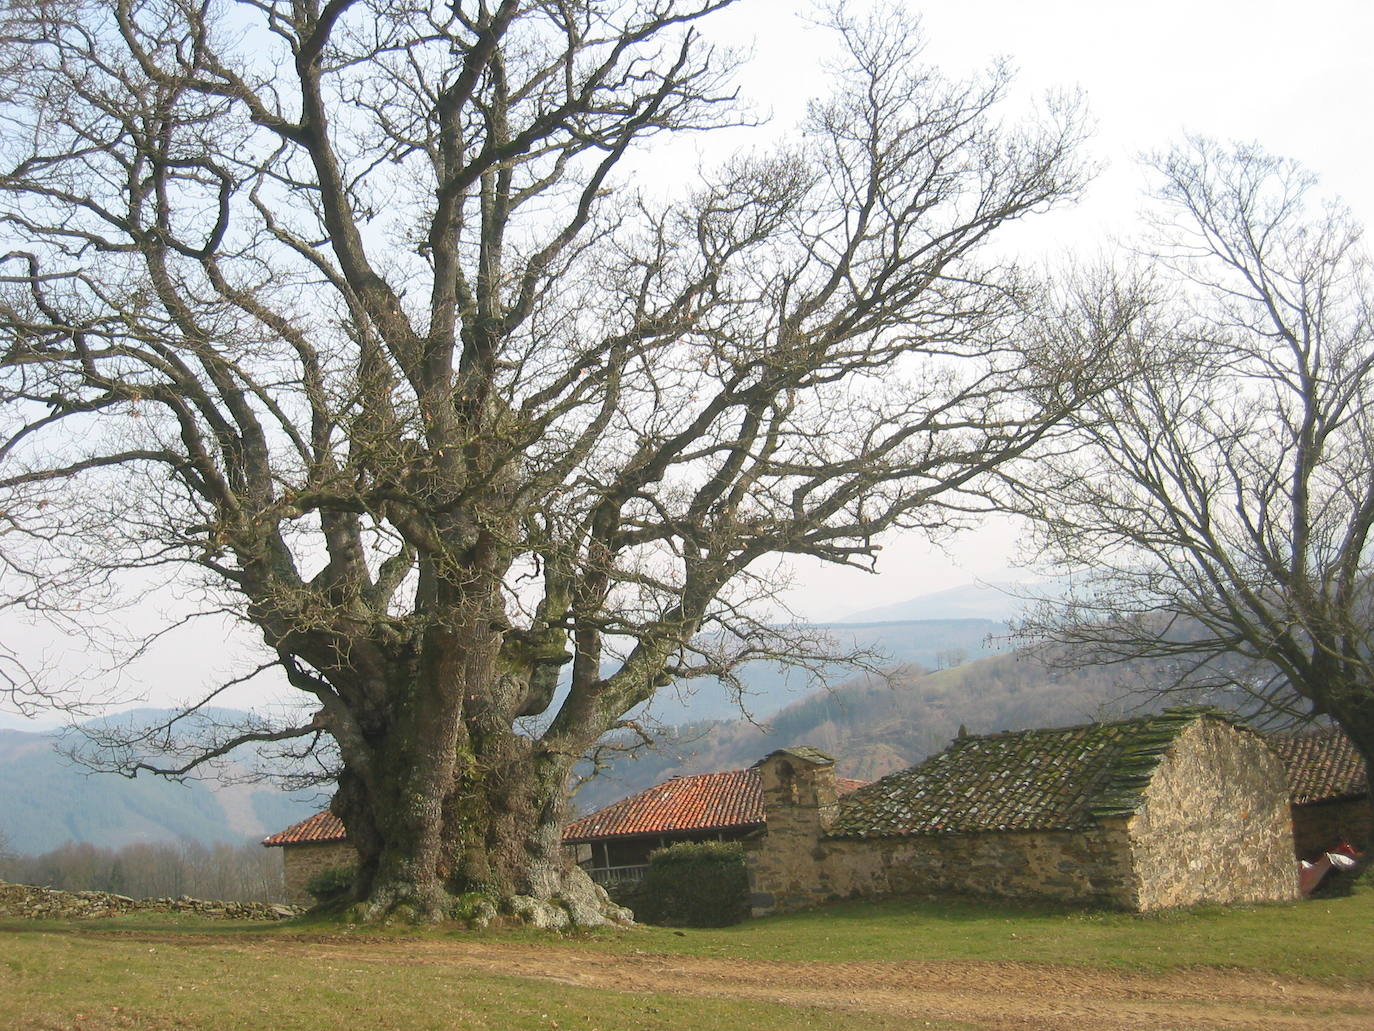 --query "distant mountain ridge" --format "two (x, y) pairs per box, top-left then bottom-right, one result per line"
(0, 582), (1163, 852)
(636, 616), (1013, 726)
(840, 579), (1057, 624)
